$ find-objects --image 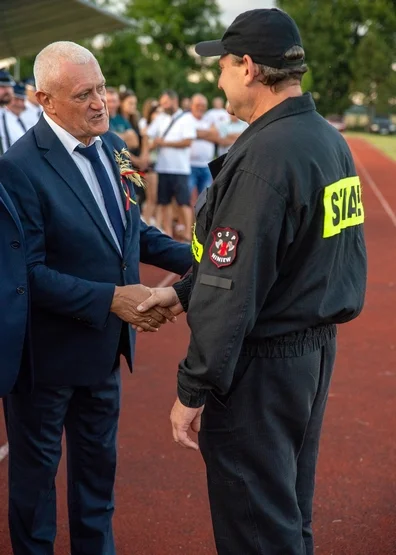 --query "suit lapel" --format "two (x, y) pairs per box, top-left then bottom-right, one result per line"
(34, 119), (121, 255)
